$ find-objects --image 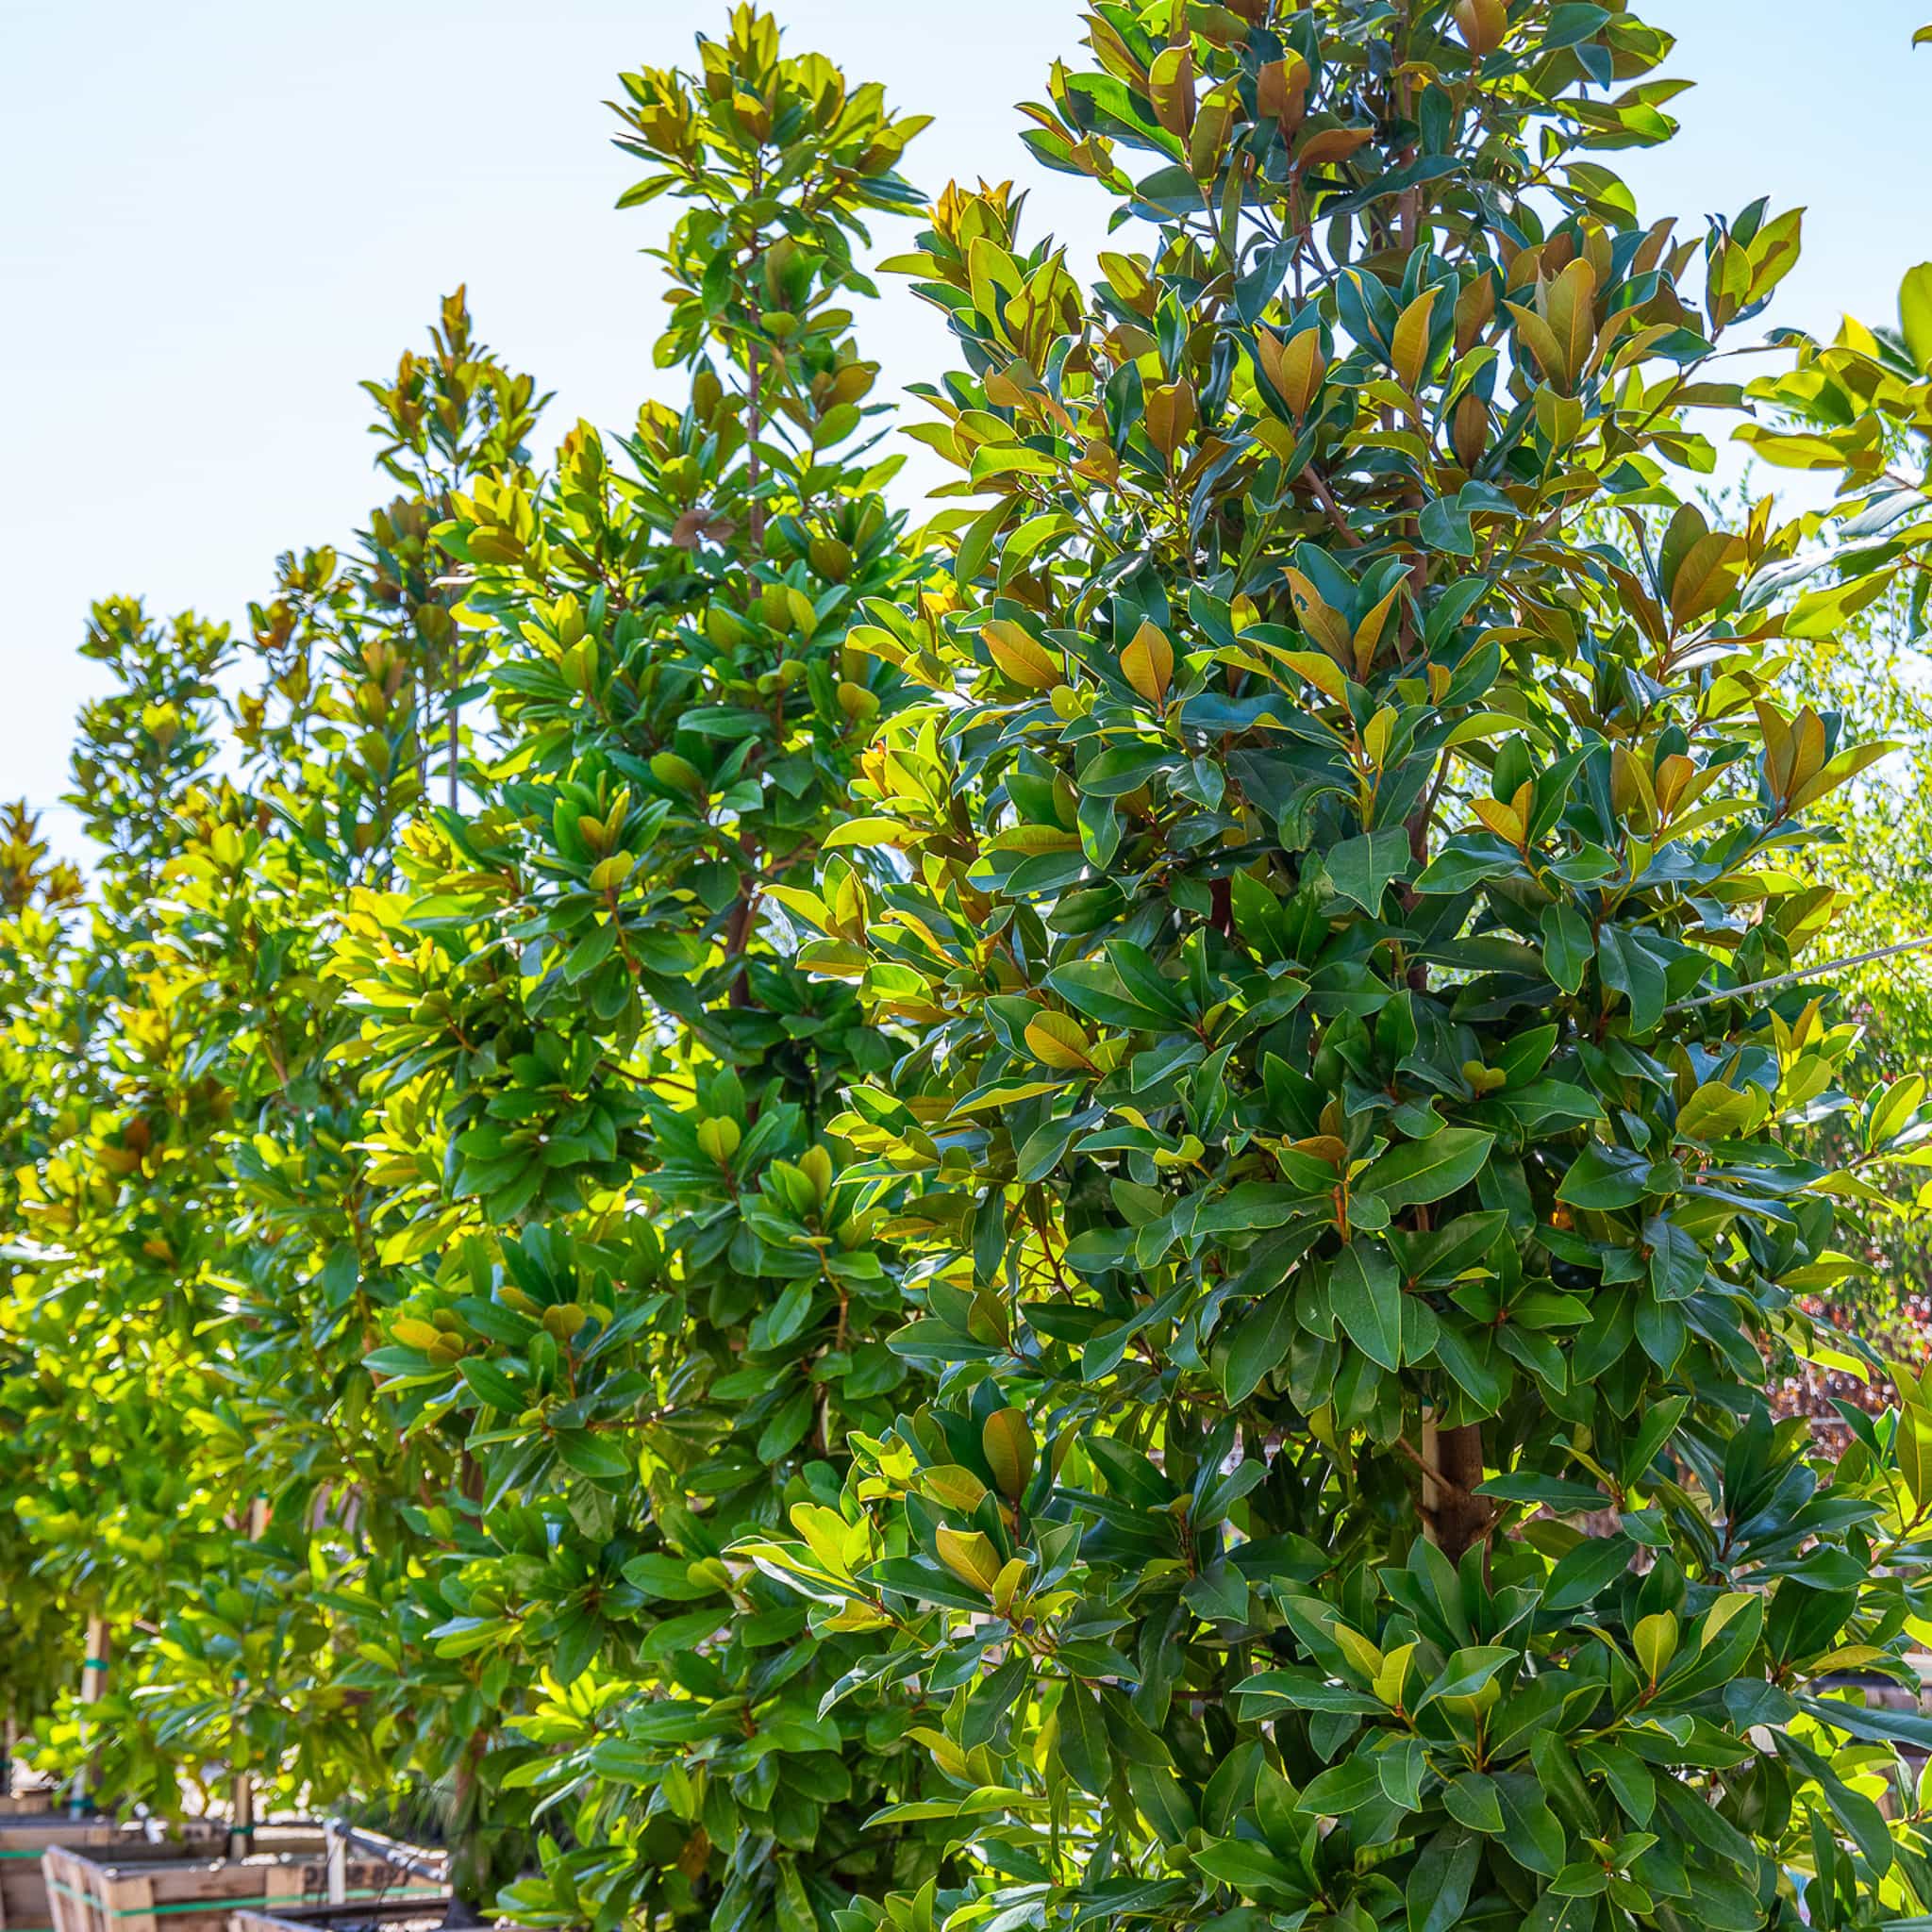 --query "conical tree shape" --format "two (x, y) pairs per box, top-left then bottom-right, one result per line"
(333, 10), (958, 1928)
(0, 297), (549, 1840)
